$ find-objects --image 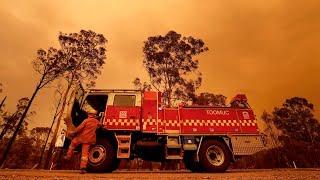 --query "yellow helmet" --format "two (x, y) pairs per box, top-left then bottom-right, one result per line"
(83, 104), (97, 114)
